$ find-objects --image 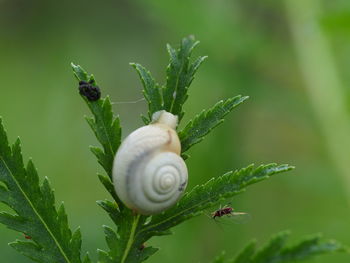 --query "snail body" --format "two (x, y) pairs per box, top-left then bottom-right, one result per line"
(113, 111), (188, 215)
